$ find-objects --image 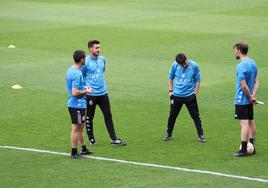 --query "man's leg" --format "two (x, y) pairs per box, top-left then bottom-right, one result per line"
(165, 96), (183, 138)
(233, 105), (251, 157)
(78, 124), (85, 146)
(233, 120), (249, 157)
(240, 119), (250, 152)
(240, 120), (250, 141)
(98, 94), (117, 140)
(249, 120), (256, 153)
(86, 96), (97, 143)
(78, 124), (93, 155)
(71, 124), (80, 157)
(248, 104), (256, 153)
(185, 94), (205, 140)
(69, 107), (85, 158)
